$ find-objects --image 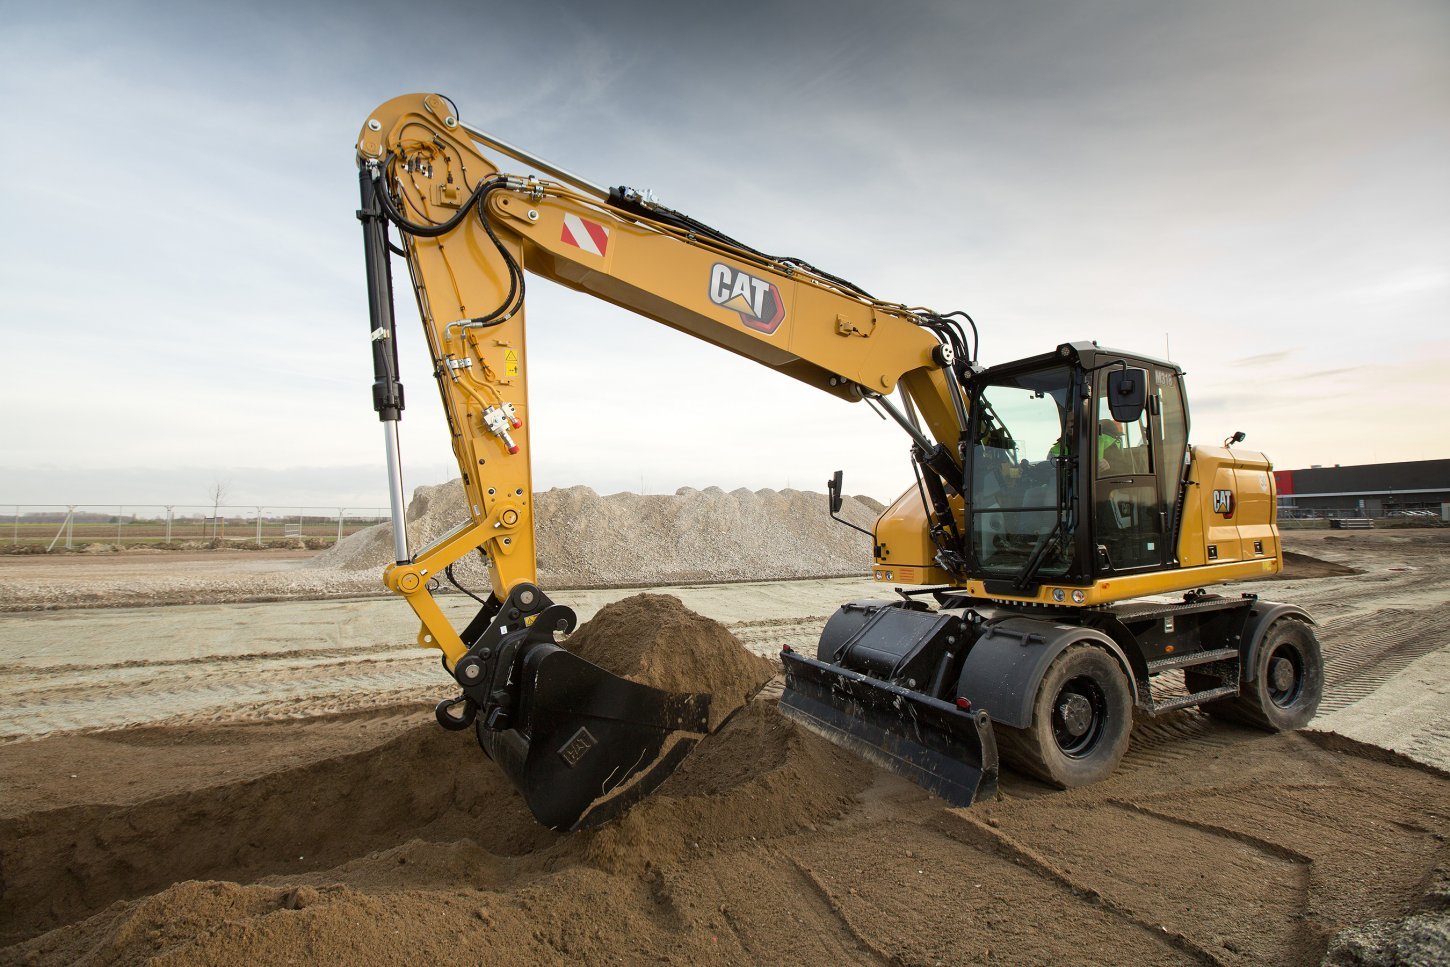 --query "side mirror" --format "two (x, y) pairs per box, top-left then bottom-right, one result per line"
(1107, 367), (1148, 424)
(828, 470), (845, 514)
